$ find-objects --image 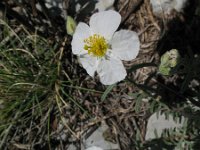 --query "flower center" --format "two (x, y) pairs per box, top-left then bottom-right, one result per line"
(84, 34), (108, 57)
